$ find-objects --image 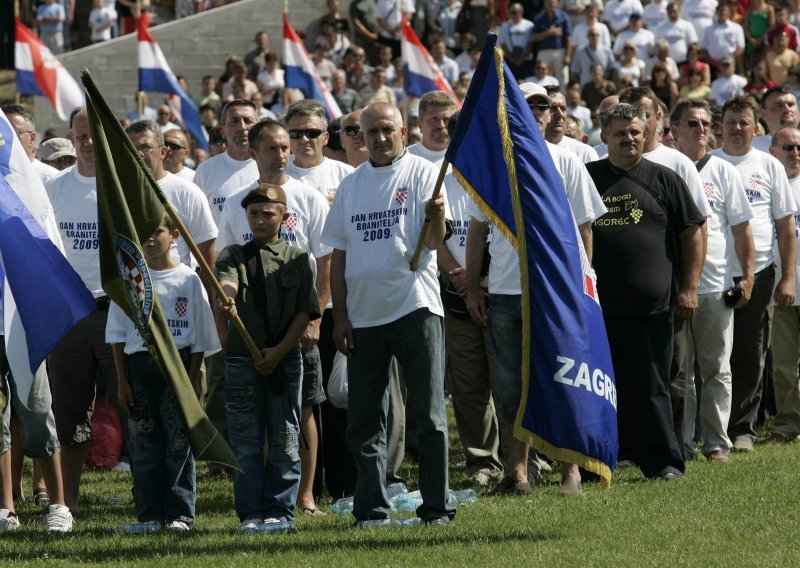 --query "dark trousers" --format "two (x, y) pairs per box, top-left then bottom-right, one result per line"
(729, 265), (775, 442)
(605, 312), (685, 478)
(319, 310), (358, 498)
(670, 316), (689, 452)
